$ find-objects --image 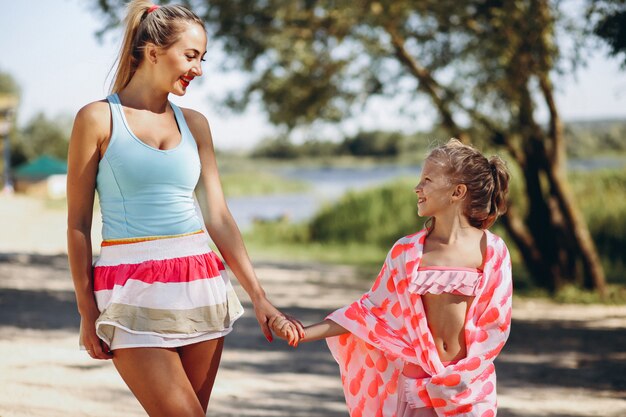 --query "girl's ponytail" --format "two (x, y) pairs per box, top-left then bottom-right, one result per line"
(482, 156), (510, 229)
